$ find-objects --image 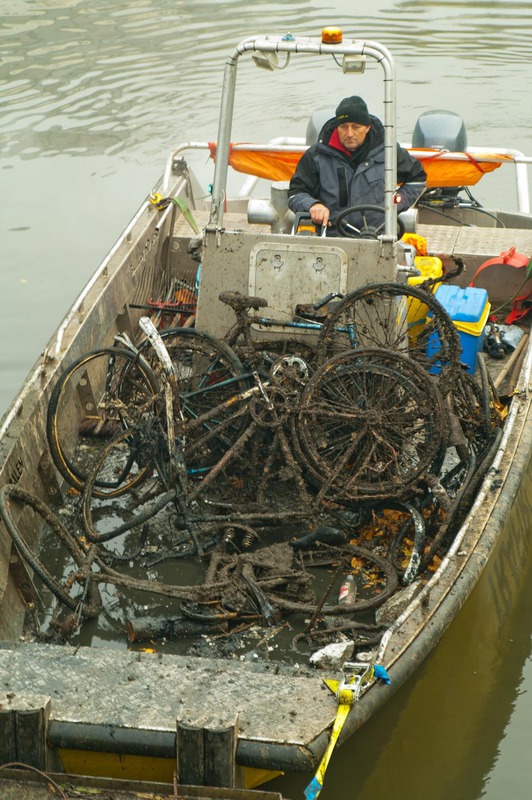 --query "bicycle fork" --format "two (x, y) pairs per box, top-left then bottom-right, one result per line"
(138, 316), (204, 557)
